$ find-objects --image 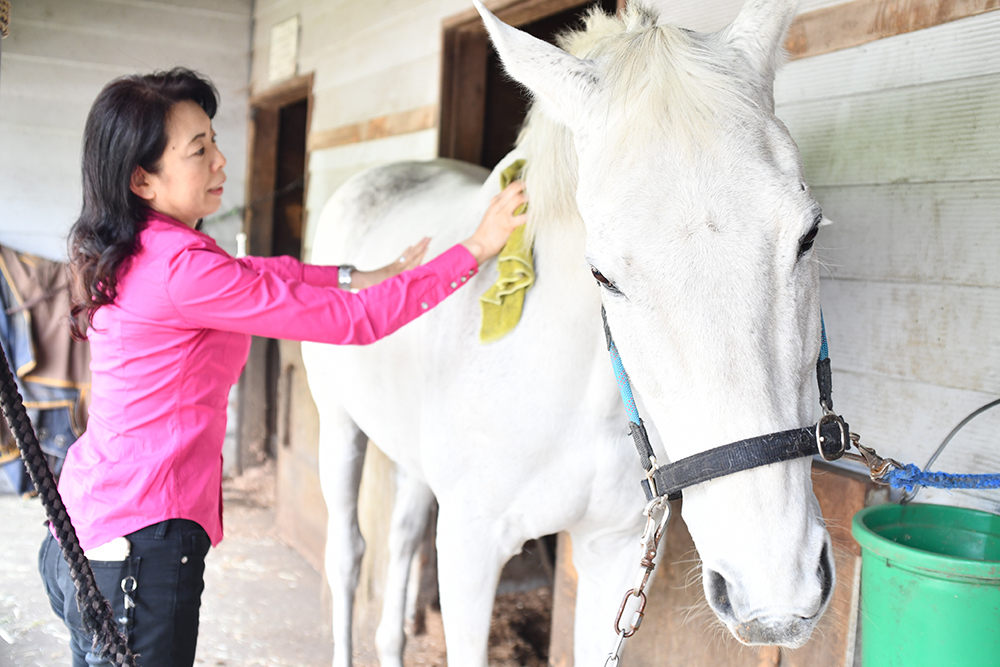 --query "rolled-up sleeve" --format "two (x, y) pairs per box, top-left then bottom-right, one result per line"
(165, 244), (478, 345)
